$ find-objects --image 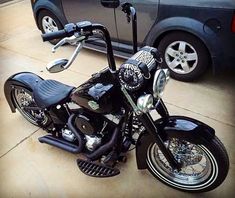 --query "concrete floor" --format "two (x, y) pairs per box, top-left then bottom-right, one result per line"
(0, 1), (235, 197)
